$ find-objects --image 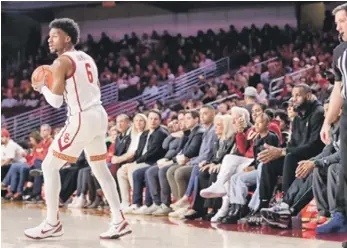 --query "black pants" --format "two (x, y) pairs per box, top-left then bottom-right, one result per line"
(339, 103), (347, 215)
(88, 174), (100, 202)
(59, 166), (80, 202)
(259, 158), (284, 203)
(283, 173), (313, 215)
(193, 171), (221, 215)
(282, 153), (310, 193)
